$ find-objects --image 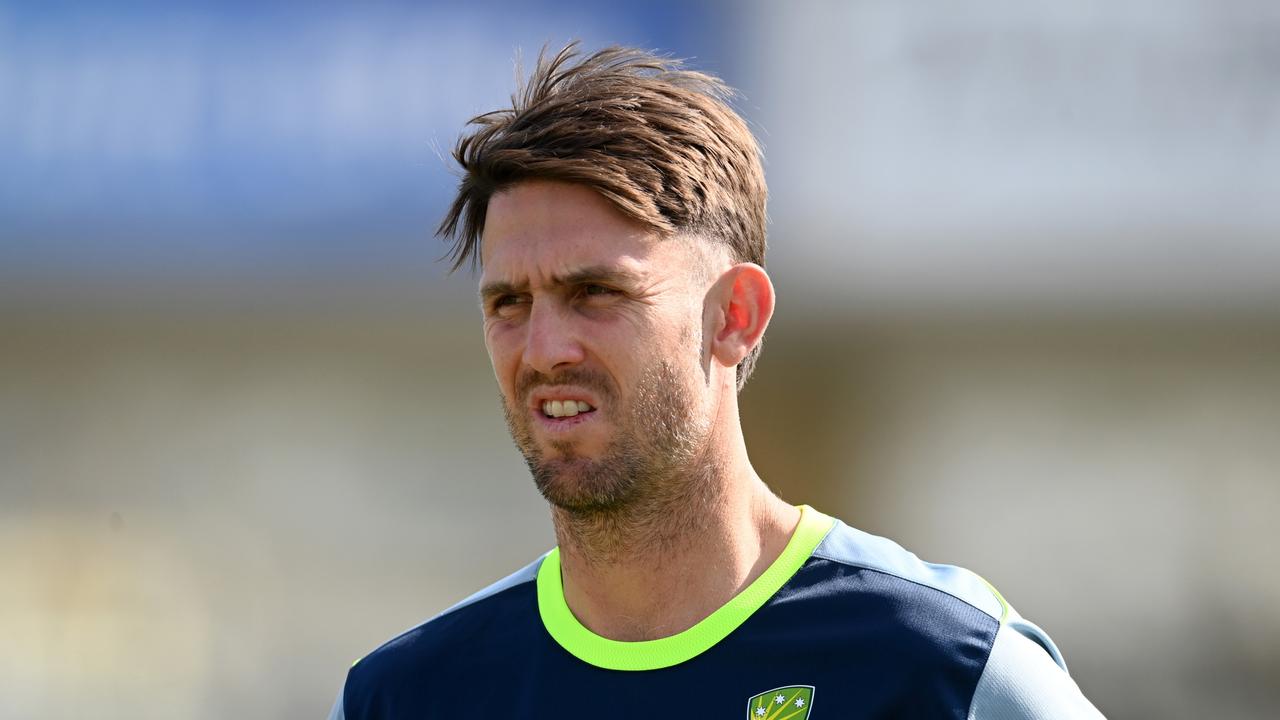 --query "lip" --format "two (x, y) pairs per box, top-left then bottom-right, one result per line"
(526, 387), (602, 433)
(532, 407), (599, 432)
